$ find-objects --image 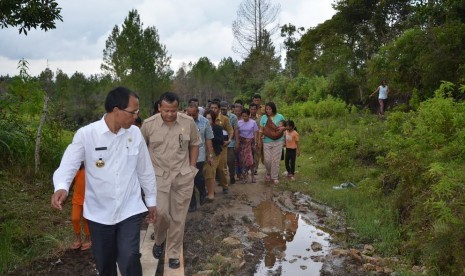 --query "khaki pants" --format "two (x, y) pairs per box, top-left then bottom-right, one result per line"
(263, 140), (283, 180)
(154, 171), (195, 259)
